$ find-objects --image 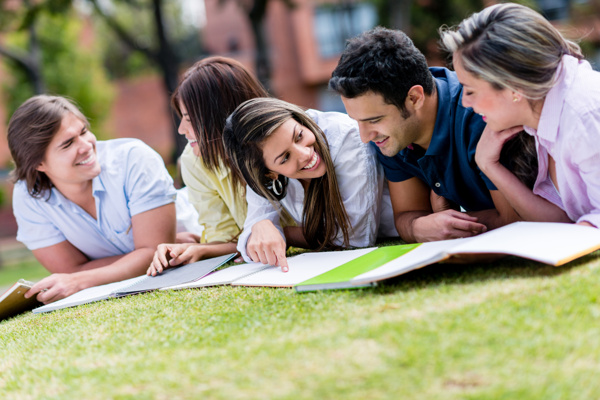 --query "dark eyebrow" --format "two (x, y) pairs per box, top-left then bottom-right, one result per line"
(273, 123), (297, 163)
(358, 115), (384, 122)
(59, 135), (76, 148)
(58, 126), (86, 149)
